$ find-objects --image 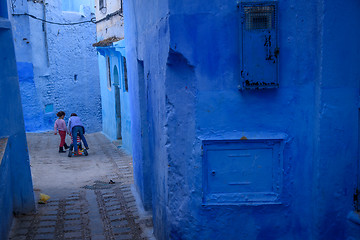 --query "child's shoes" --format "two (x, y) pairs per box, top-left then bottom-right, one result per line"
(59, 147), (66, 153)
